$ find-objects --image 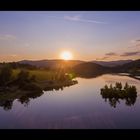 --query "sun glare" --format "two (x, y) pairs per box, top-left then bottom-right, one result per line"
(60, 51), (73, 60)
